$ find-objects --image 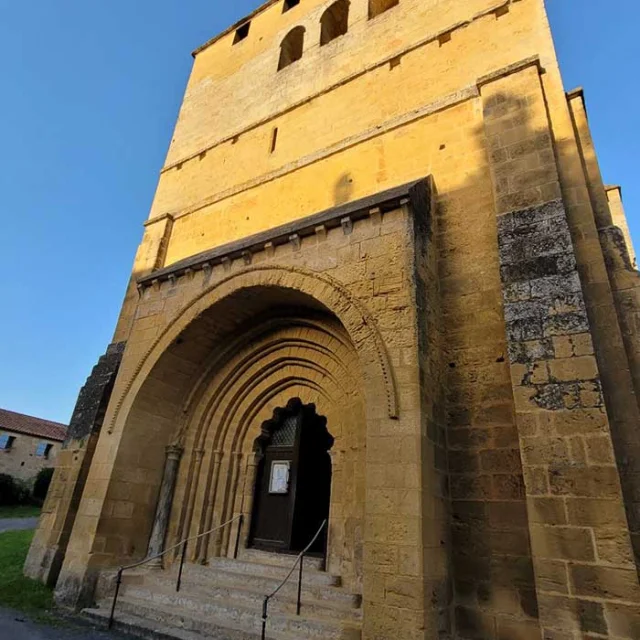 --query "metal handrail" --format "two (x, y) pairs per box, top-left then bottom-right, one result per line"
(108, 513), (244, 629)
(260, 520), (327, 640)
